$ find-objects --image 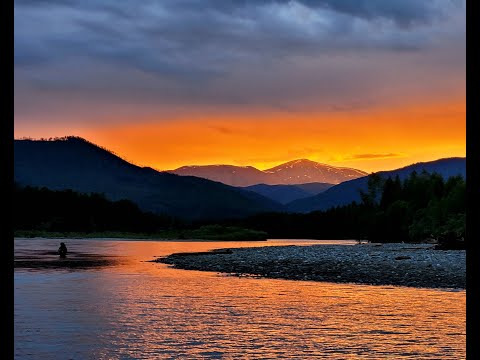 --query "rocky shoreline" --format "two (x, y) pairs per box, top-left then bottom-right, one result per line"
(155, 243), (466, 289)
